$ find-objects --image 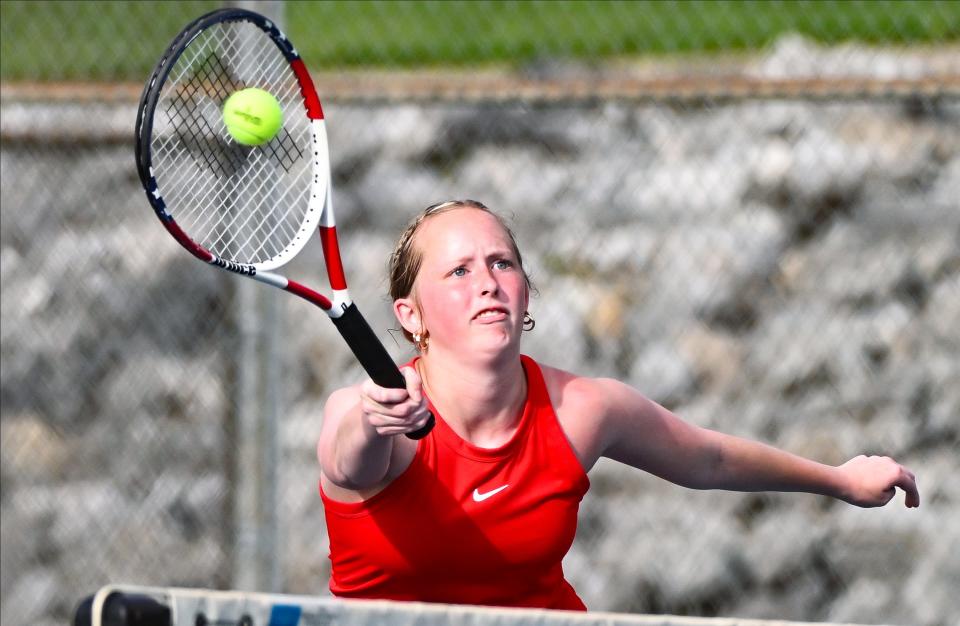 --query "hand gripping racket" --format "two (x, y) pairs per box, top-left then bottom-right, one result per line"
(135, 8), (433, 440)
